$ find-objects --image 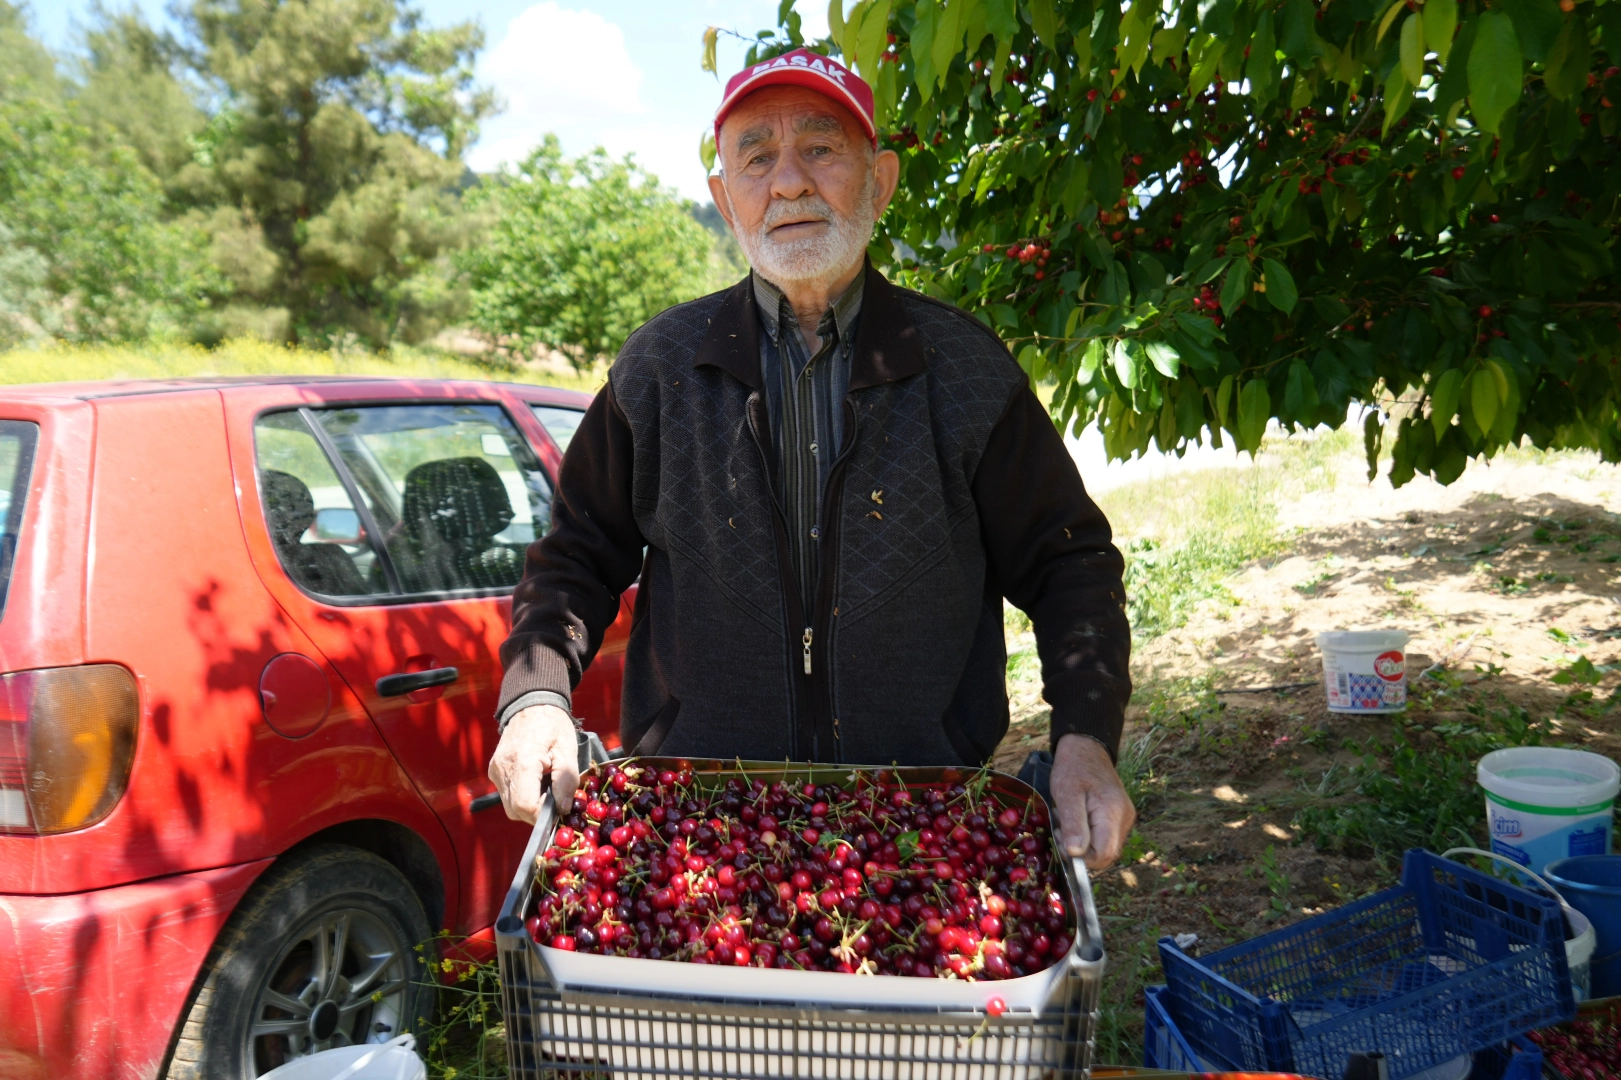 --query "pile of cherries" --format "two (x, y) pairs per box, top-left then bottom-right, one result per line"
(1527, 1015), (1620, 1080)
(525, 762), (1074, 981)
